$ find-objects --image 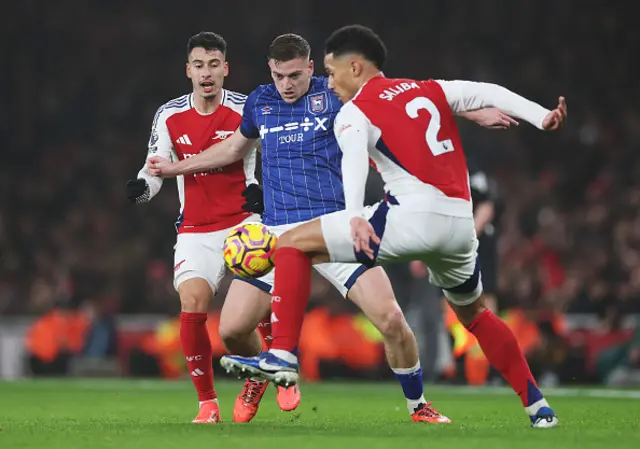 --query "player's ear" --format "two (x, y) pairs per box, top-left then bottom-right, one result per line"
(186, 62), (191, 79)
(350, 59), (363, 78)
(223, 61), (229, 77)
(308, 59), (314, 75)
